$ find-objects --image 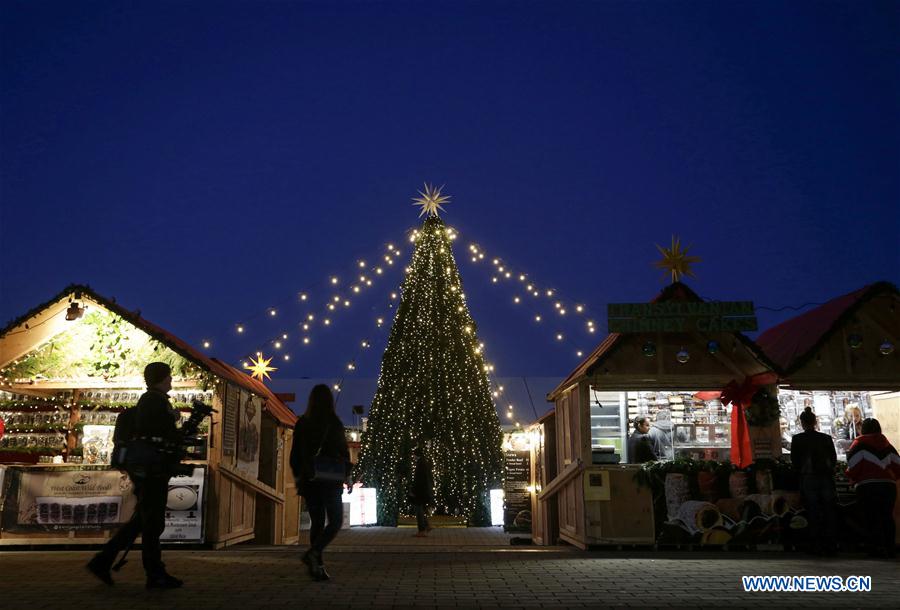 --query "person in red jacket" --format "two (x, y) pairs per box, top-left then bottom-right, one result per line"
(846, 418), (900, 557)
